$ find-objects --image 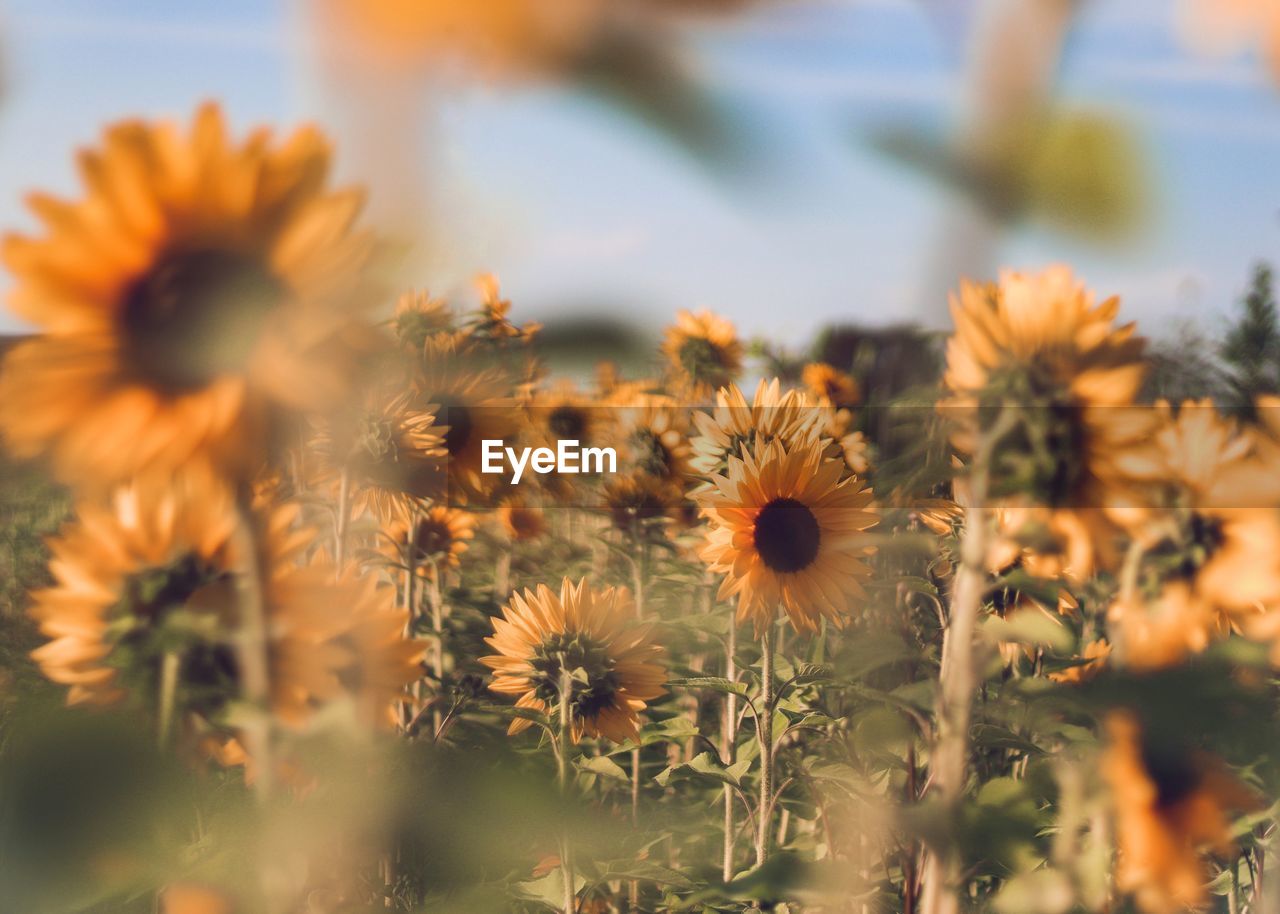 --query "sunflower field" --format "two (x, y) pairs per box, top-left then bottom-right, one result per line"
(2, 3), (1280, 914)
